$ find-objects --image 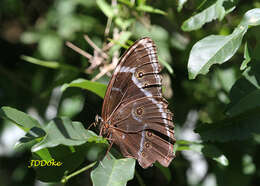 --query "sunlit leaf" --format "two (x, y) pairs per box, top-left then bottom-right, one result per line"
(91, 156), (136, 186)
(32, 117), (106, 152)
(188, 26), (247, 79)
(182, 0), (226, 31)
(241, 8), (260, 26)
(177, 0), (188, 12)
(0, 106), (42, 132)
(61, 78), (107, 99)
(188, 8), (260, 79)
(216, 68), (236, 92)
